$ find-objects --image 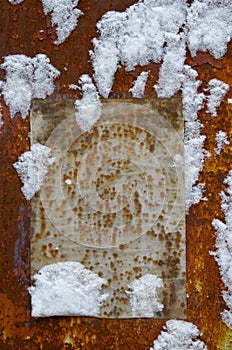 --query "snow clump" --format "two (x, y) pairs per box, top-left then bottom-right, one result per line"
(88, 1), (201, 212)
(8, 0), (24, 4)
(28, 261), (108, 317)
(126, 274), (164, 317)
(69, 84), (79, 90)
(41, 0), (83, 44)
(155, 33), (186, 98)
(212, 170), (232, 328)
(0, 104), (3, 129)
(186, 0), (232, 59)
(215, 130), (230, 155)
(205, 79), (229, 117)
(181, 66), (206, 212)
(0, 54), (60, 119)
(129, 71), (149, 98)
(13, 143), (56, 200)
(74, 74), (102, 132)
(151, 320), (207, 350)
(91, 0), (187, 98)
(90, 0), (232, 212)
